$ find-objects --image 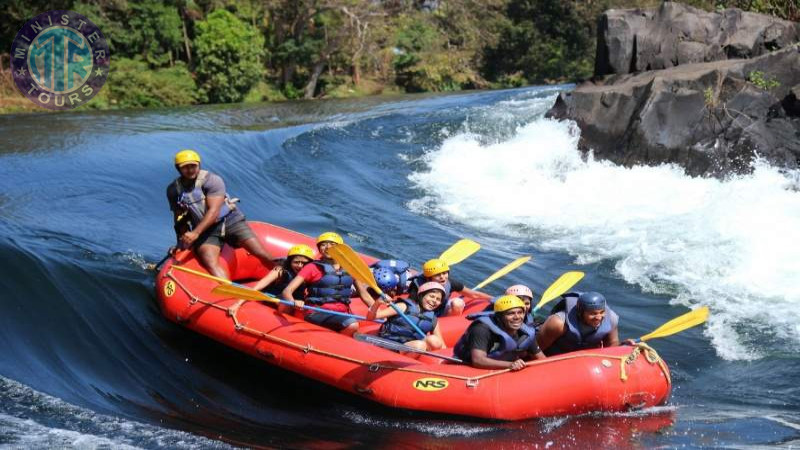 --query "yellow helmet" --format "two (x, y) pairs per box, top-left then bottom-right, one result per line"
(422, 258), (450, 278)
(174, 149), (201, 167)
(287, 244), (315, 260)
(493, 295), (526, 313)
(316, 231), (343, 245)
